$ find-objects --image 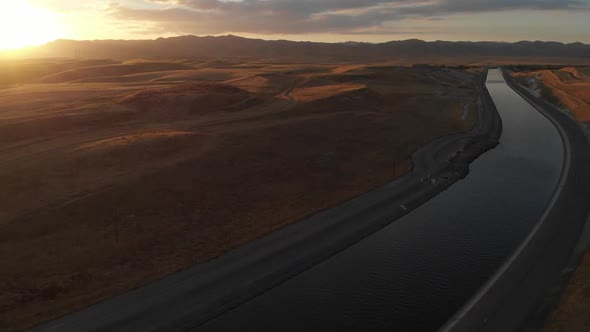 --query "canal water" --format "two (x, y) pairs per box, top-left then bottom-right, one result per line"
(196, 69), (564, 331)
